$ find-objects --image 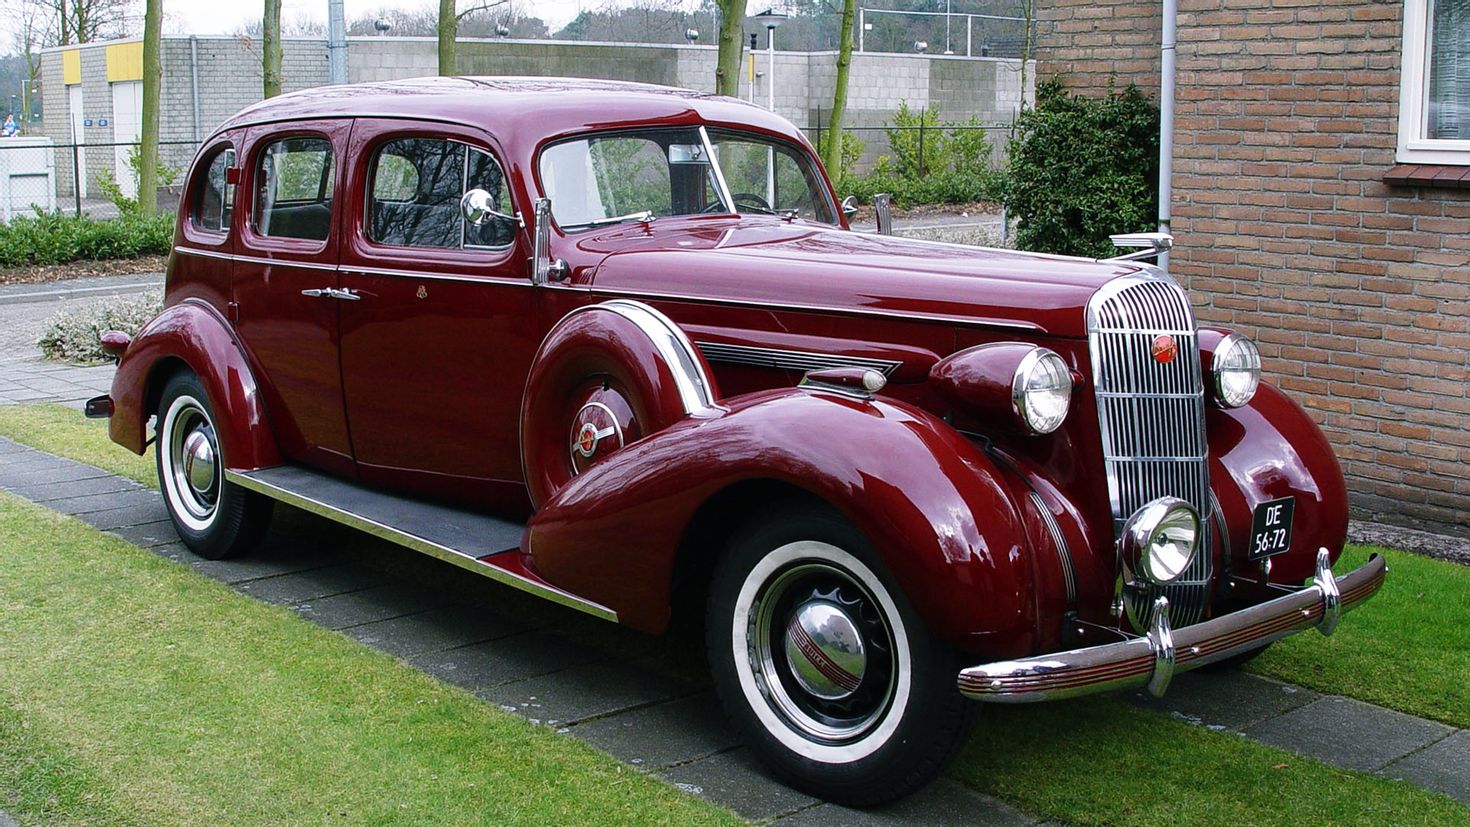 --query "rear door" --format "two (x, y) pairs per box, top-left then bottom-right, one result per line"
(232, 120), (355, 476)
(336, 119), (539, 510)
